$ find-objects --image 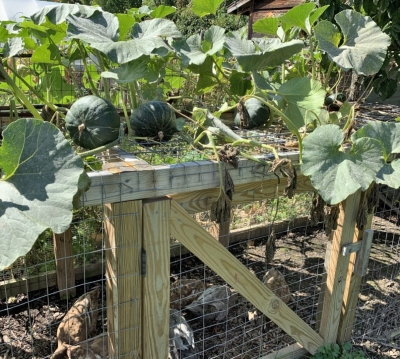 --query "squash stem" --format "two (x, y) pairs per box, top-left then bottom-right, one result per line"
(78, 138), (120, 158)
(5, 63), (66, 119)
(77, 42), (100, 97)
(323, 61), (334, 90)
(128, 82), (138, 110)
(94, 49), (111, 101)
(0, 63), (42, 120)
